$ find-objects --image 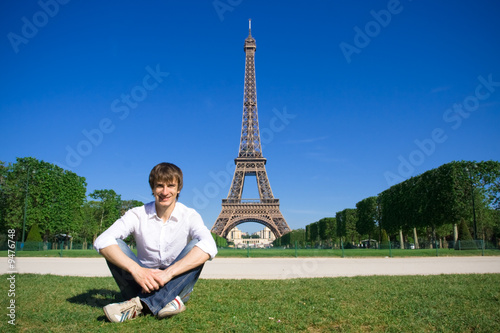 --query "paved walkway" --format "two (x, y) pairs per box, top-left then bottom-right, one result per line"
(3, 256), (500, 279)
